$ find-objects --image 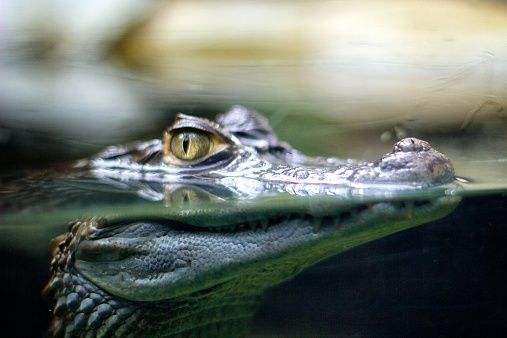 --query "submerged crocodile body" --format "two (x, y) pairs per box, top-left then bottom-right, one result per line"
(43, 106), (459, 337)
